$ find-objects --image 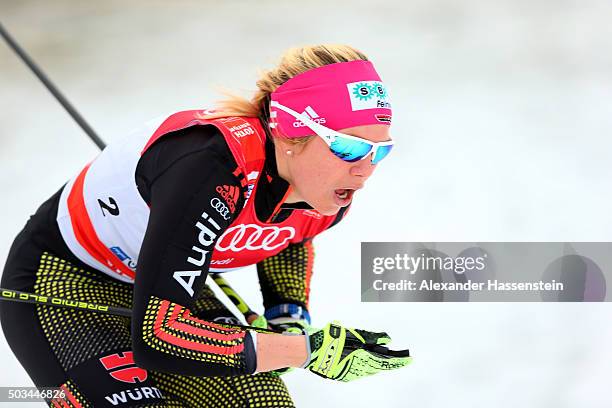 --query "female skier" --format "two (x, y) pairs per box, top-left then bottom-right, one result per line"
(0, 44), (410, 407)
